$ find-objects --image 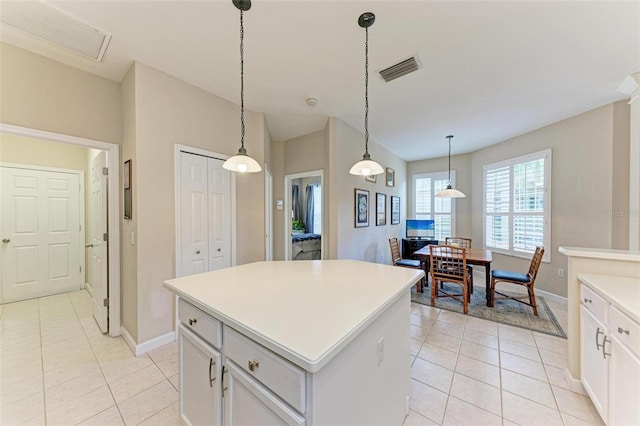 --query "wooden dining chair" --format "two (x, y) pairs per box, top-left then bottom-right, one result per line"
(429, 245), (472, 314)
(445, 237), (474, 293)
(490, 246), (545, 315)
(389, 238), (425, 292)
